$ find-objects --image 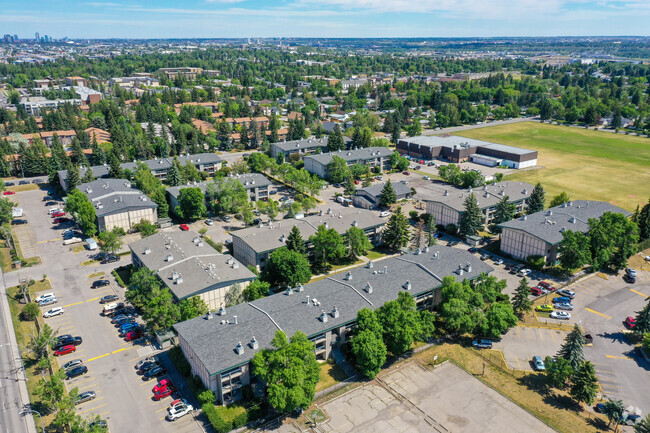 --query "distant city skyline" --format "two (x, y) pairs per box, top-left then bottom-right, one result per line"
(2, 0), (650, 39)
